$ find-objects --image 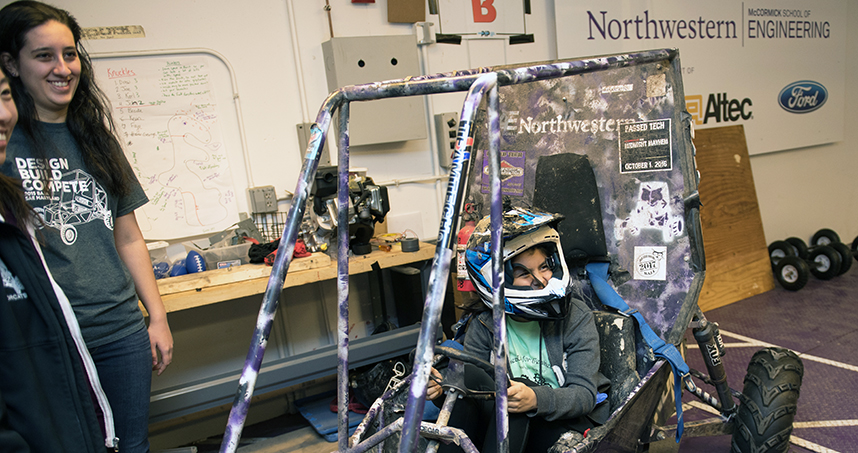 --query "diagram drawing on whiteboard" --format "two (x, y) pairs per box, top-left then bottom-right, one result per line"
(95, 55), (240, 240)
